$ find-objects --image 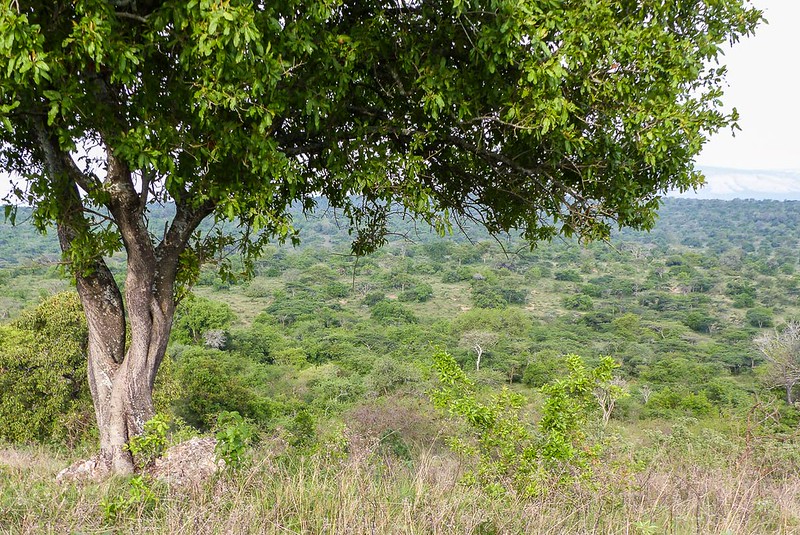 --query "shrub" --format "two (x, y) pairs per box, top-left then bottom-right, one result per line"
(522, 350), (565, 387)
(175, 348), (272, 428)
(323, 281), (351, 299)
(272, 346), (309, 367)
(0, 292), (94, 445)
(442, 266), (473, 283)
(562, 294), (594, 311)
(370, 301), (418, 325)
(554, 269), (582, 282)
(746, 307), (774, 328)
(499, 288), (527, 305)
(362, 291), (387, 307)
(172, 296), (236, 345)
(430, 350), (614, 496)
(366, 357), (422, 395)
(398, 283), (434, 302)
(644, 387), (715, 418)
(215, 411), (255, 469)
(126, 414), (170, 471)
(287, 409), (316, 448)
(684, 310), (714, 333)
(264, 293), (323, 326)
(470, 281), (507, 309)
